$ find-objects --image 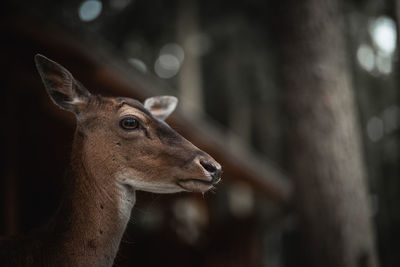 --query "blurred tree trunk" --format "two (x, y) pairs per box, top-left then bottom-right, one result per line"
(382, 2), (400, 267)
(177, 0), (204, 118)
(277, 1), (379, 267)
